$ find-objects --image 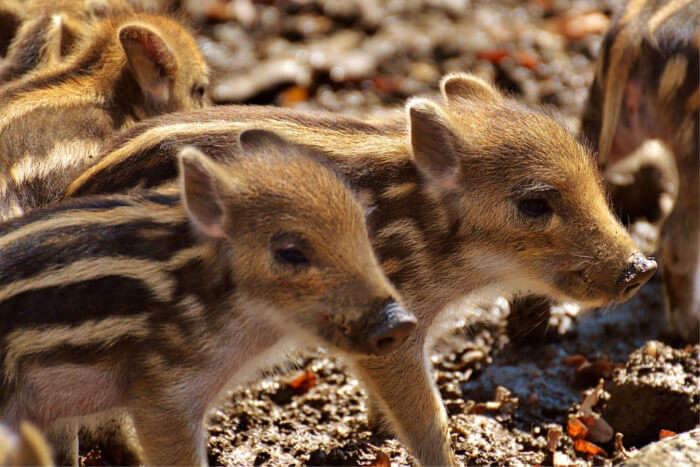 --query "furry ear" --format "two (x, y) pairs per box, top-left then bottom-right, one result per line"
(178, 146), (231, 239)
(408, 98), (460, 188)
(440, 73), (502, 106)
(238, 129), (296, 158)
(238, 129), (327, 165)
(119, 24), (176, 105)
